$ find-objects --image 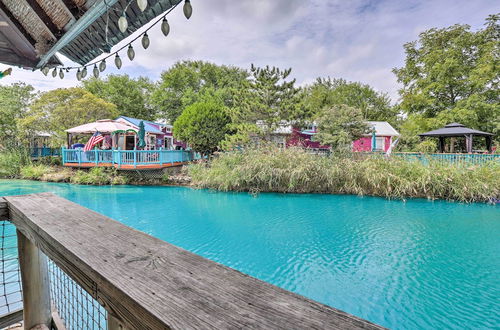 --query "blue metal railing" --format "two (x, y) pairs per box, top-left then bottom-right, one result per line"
(30, 147), (61, 158)
(61, 148), (201, 168)
(391, 152), (500, 165)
